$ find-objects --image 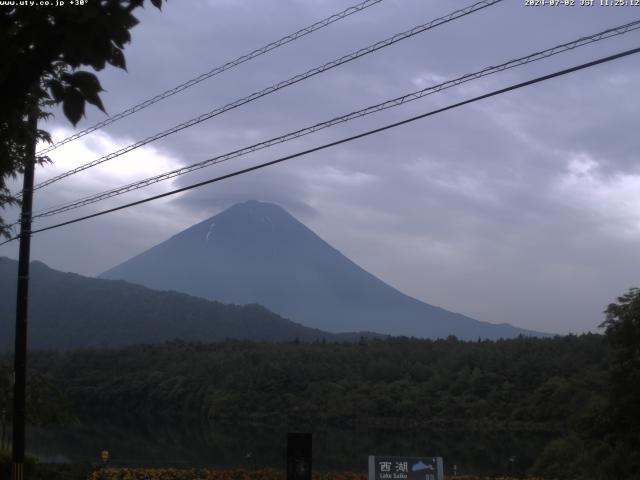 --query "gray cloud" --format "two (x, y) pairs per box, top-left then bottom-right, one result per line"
(4, 0), (640, 334)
